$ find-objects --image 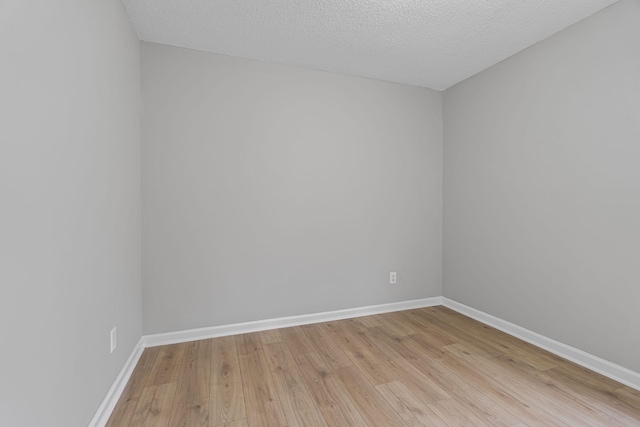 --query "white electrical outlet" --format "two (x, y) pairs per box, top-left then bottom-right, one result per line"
(110, 327), (117, 353)
(390, 271), (397, 284)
